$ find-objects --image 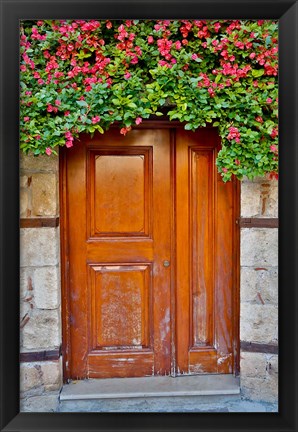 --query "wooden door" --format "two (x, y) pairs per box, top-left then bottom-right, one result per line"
(175, 129), (239, 375)
(61, 126), (239, 380)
